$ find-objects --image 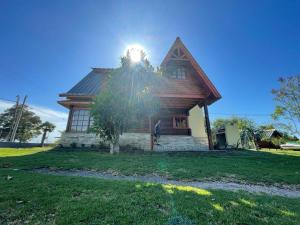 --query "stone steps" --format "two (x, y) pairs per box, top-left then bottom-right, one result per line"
(154, 135), (209, 152)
